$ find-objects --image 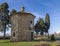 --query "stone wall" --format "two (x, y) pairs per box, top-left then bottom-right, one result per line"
(10, 12), (35, 41)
